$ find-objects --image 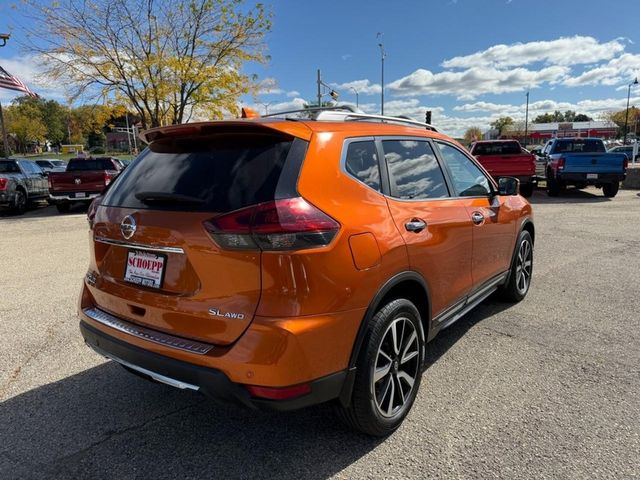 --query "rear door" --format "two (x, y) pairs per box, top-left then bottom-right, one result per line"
(380, 137), (474, 317)
(92, 128), (307, 345)
(435, 141), (517, 287)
